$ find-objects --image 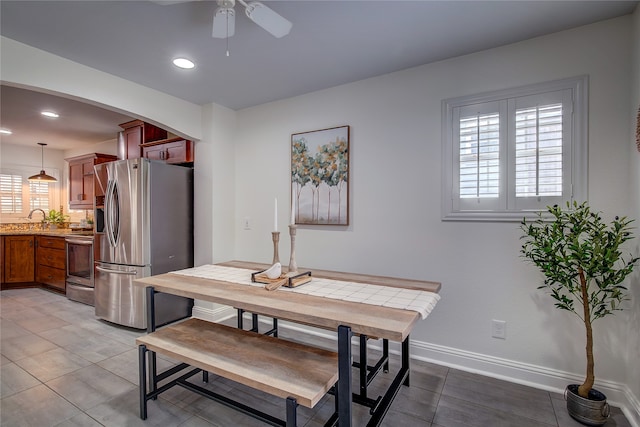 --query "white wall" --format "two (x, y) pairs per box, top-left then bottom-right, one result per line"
(626, 6), (640, 426)
(233, 15), (639, 419)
